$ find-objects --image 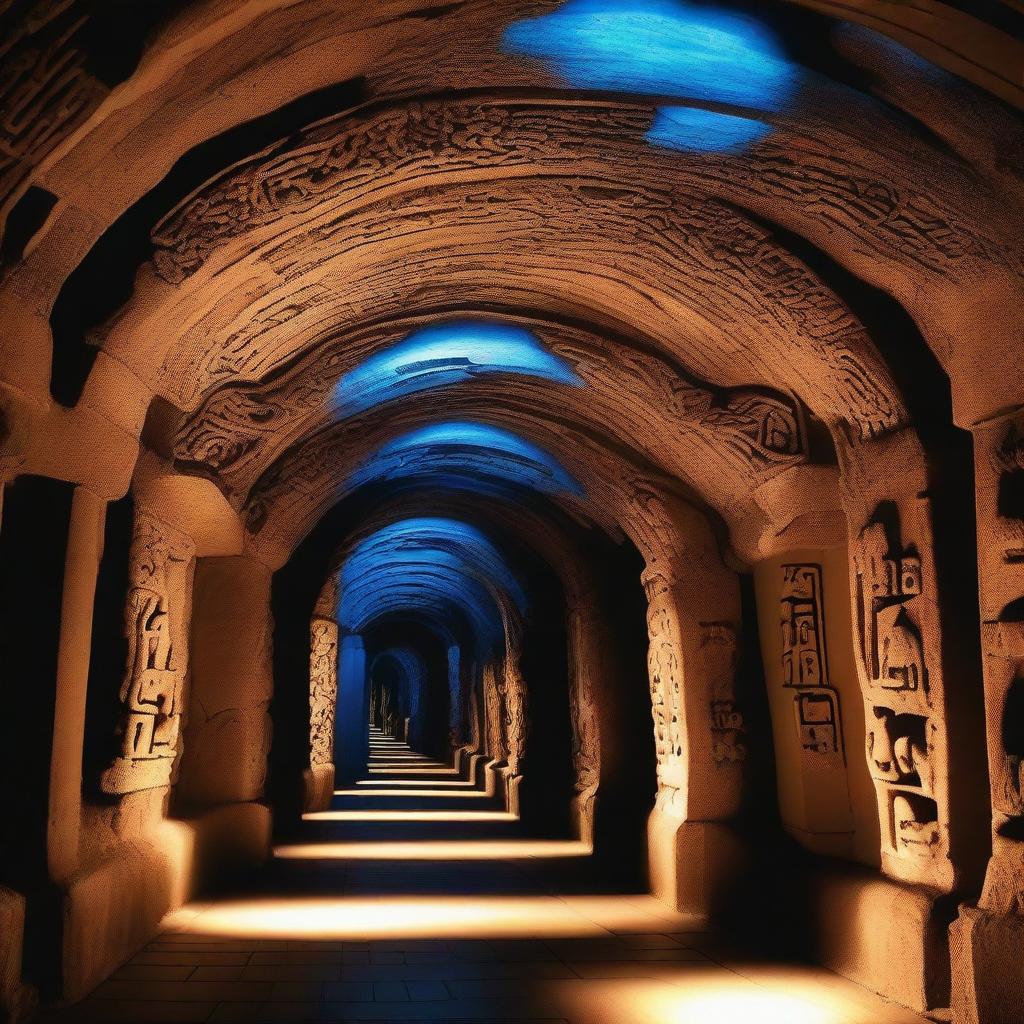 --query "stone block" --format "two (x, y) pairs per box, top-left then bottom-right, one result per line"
(950, 904), (1024, 1024)
(647, 811), (744, 919)
(812, 866), (950, 1012)
(0, 887), (34, 1024)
